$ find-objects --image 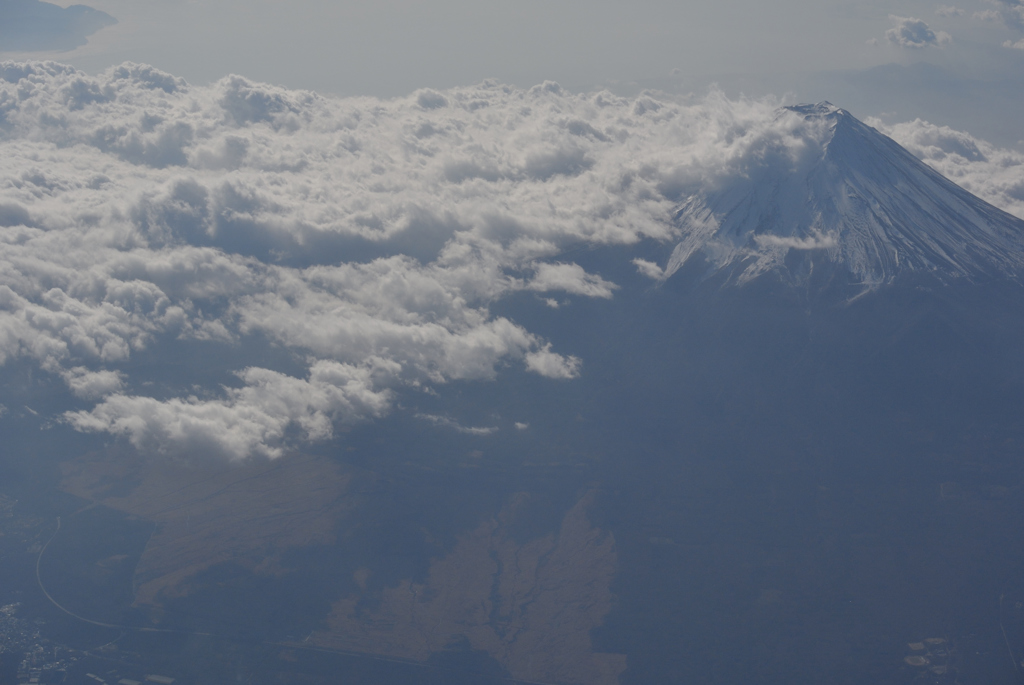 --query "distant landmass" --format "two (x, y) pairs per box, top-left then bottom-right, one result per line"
(0, 0), (116, 52)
